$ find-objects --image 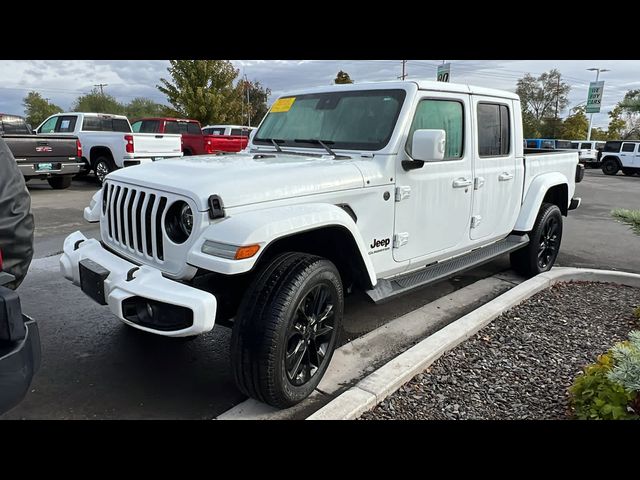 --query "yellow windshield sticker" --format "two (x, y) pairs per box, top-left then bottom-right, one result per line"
(271, 97), (296, 113)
